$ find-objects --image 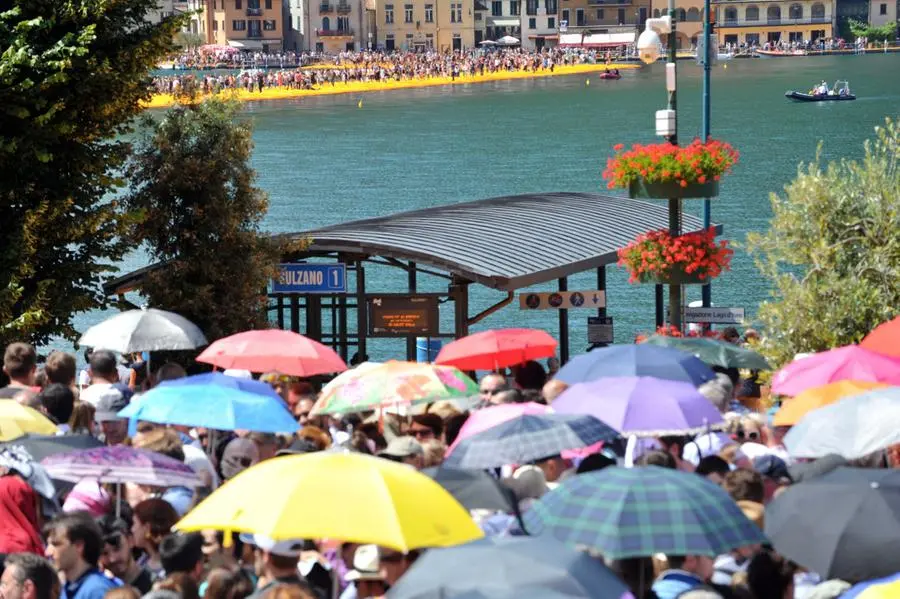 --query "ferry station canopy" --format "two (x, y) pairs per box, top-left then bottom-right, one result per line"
(558, 32), (636, 48)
